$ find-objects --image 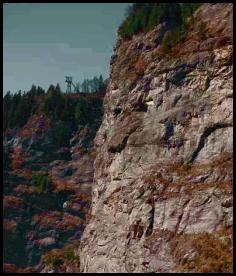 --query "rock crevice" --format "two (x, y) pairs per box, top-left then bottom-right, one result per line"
(80, 3), (233, 273)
